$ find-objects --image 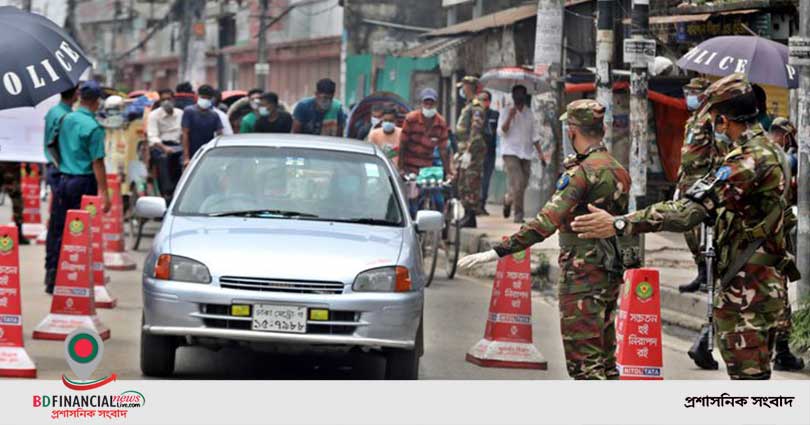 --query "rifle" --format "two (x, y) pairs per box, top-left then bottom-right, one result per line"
(702, 223), (716, 351)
